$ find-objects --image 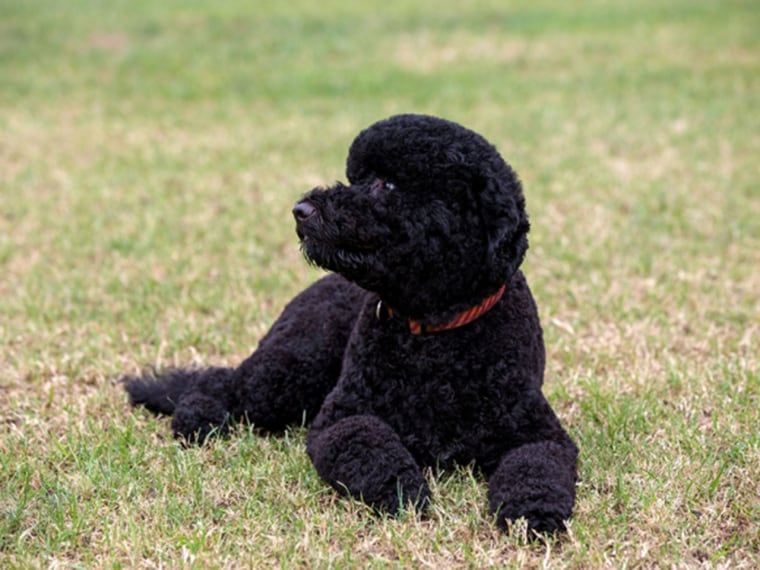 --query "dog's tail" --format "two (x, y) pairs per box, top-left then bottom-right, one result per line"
(123, 367), (230, 416)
